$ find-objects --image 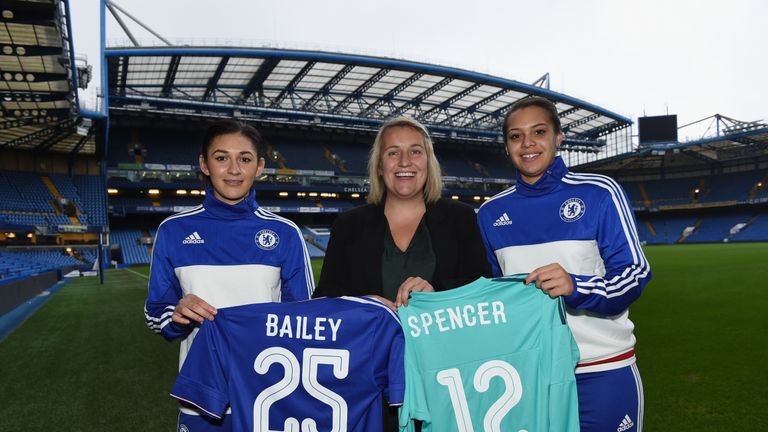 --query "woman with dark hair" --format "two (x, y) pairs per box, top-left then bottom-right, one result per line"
(477, 96), (651, 431)
(314, 116), (490, 431)
(144, 119), (315, 432)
